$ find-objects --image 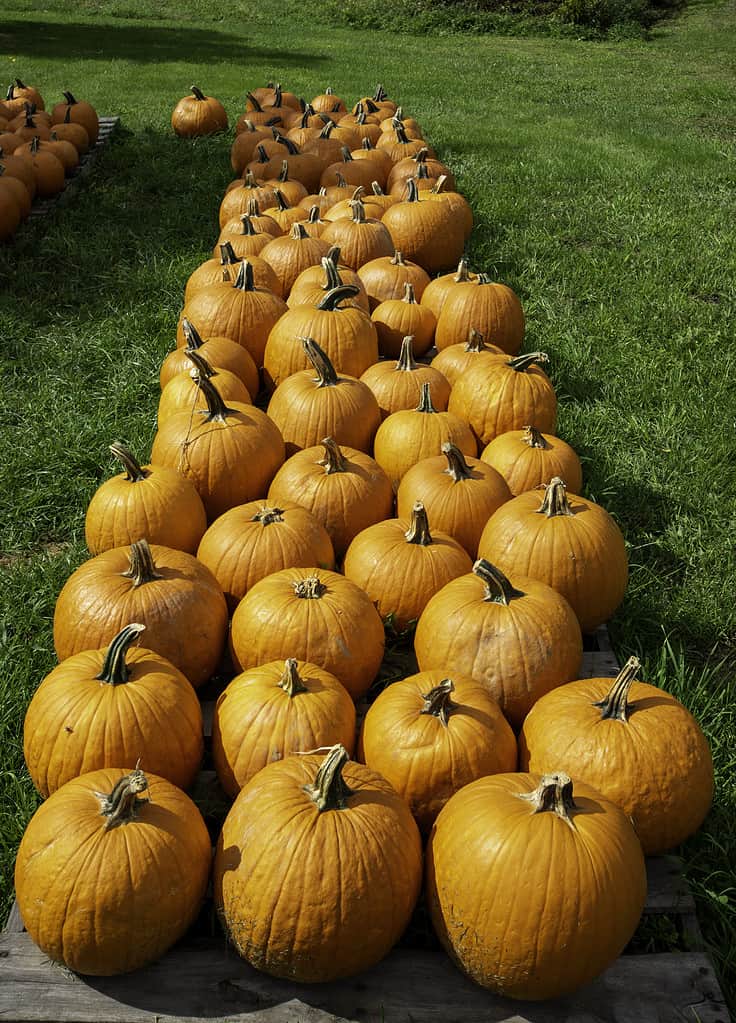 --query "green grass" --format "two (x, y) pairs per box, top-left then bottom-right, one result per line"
(1, 0), (735, 1005)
